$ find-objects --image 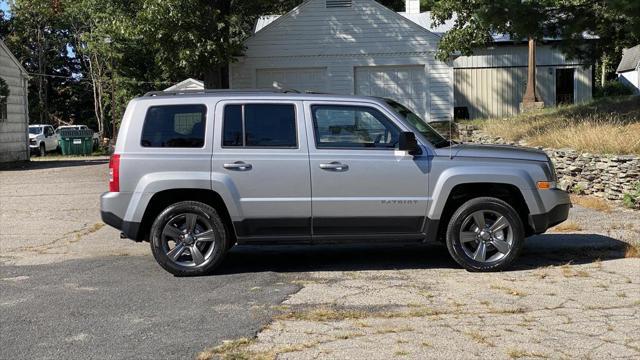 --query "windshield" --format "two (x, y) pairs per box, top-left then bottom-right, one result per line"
(384, 99), (450, 148)
(29, 126), (43, 135)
